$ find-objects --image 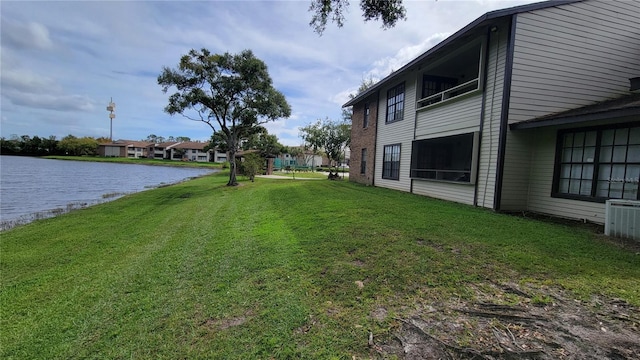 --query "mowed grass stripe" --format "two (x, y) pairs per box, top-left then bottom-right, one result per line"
(1, 173), (638, 358)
